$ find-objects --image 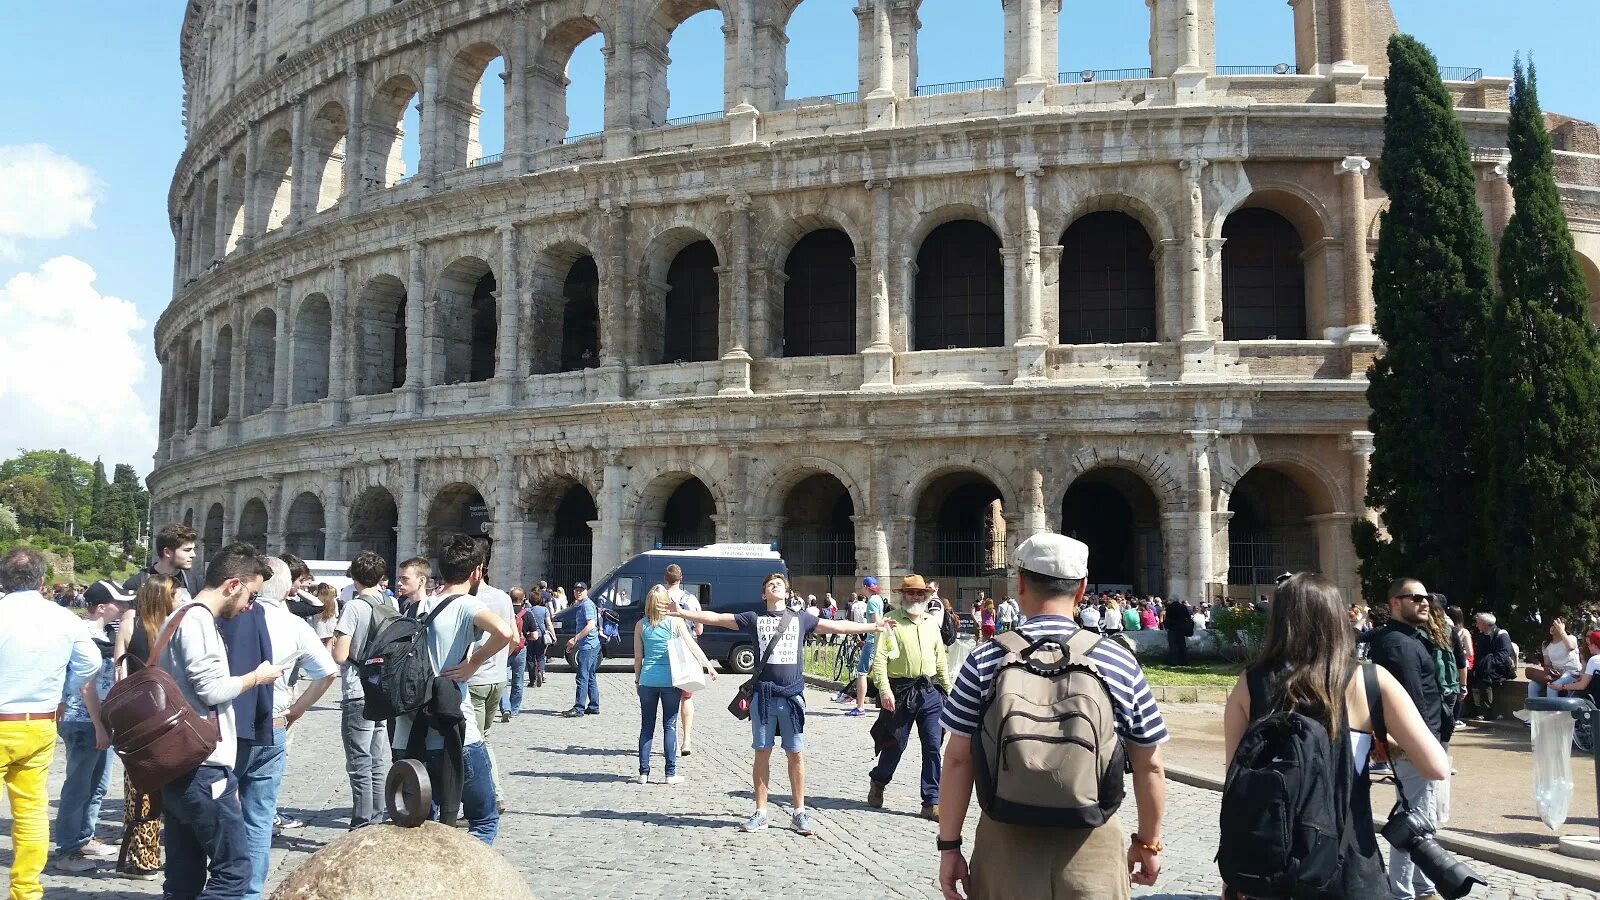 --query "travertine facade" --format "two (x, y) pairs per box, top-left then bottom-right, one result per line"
(151, 0), (1600, 604)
